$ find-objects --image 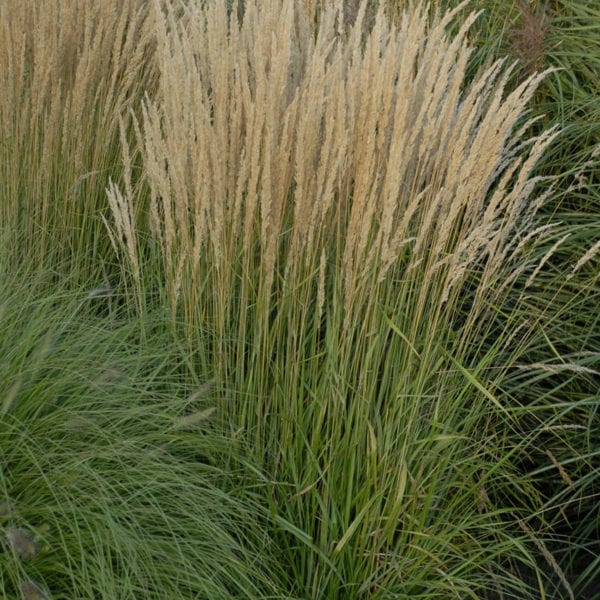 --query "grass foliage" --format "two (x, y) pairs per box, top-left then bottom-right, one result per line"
(0, 260), (287, 598)
(1, 0), (598, 598)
